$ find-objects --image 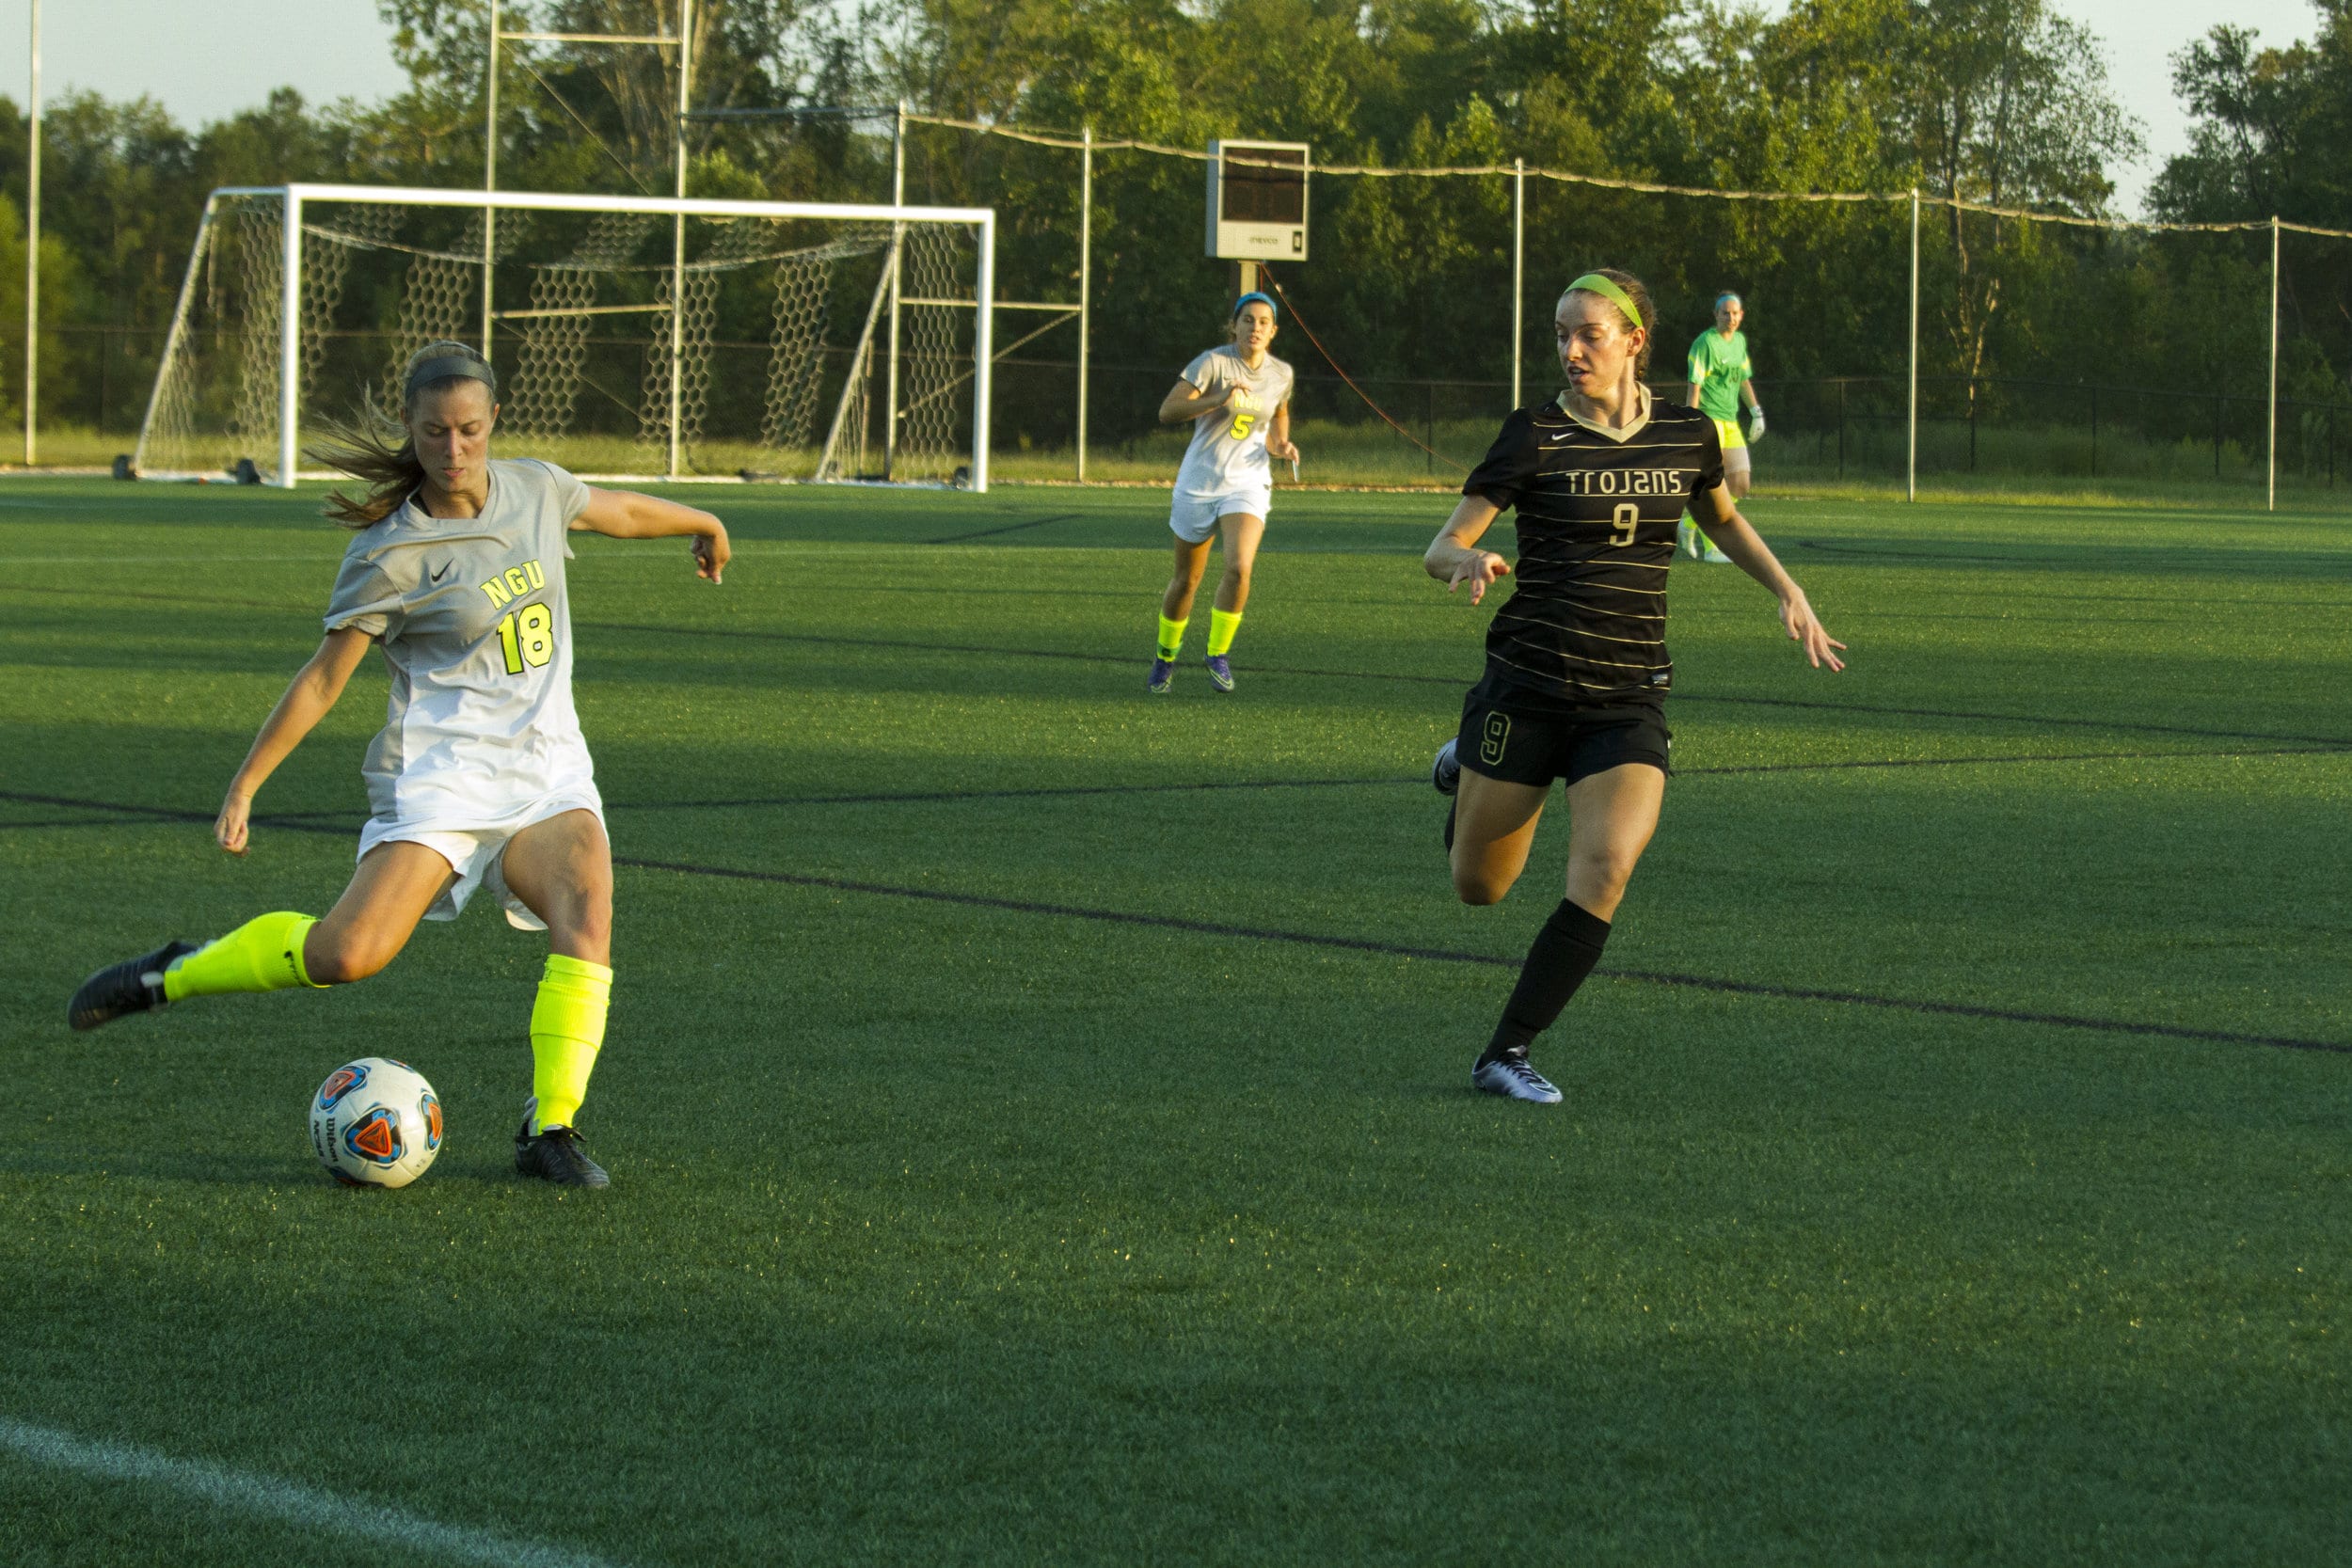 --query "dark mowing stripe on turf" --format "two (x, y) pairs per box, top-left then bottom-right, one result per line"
(605, 775), (1420, 811)
(0, 582), (304, 613)
(1678, 691), (2352, 748)
(1, 786), (2338, 1055)
(0, 791), (215, 821)
(925, 512), (1085, 545)
(5, 741), (2346, 830)
(0, 781), (1421, 828)
(6, 581), (2340, 752)
(1677, 743), (2352, 778)
(515, 745), (2352, 815)
(574, 620), (2352, 750)
(614, 855), (2352, 1057)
